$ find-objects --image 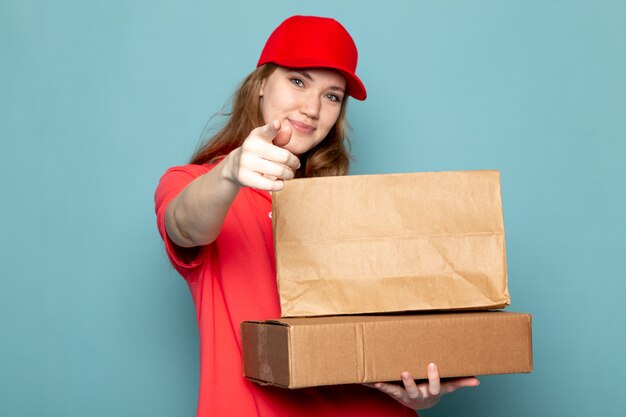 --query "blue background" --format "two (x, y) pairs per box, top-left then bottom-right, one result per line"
(1, 1), (625, 416)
